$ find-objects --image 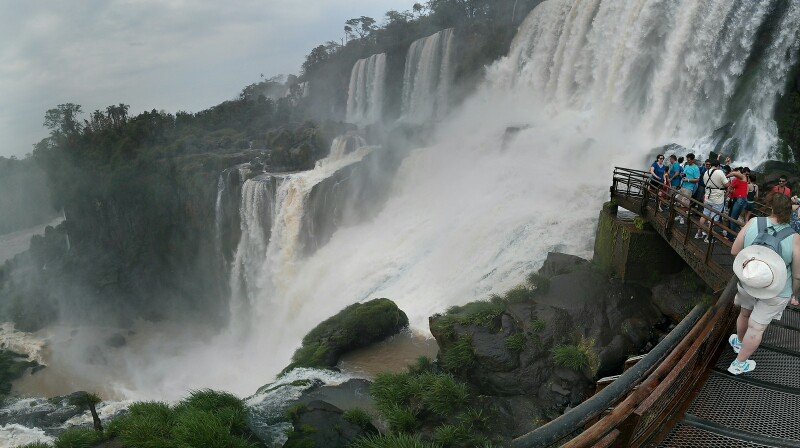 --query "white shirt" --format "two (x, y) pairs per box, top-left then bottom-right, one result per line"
(703, 168), (729, 204)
